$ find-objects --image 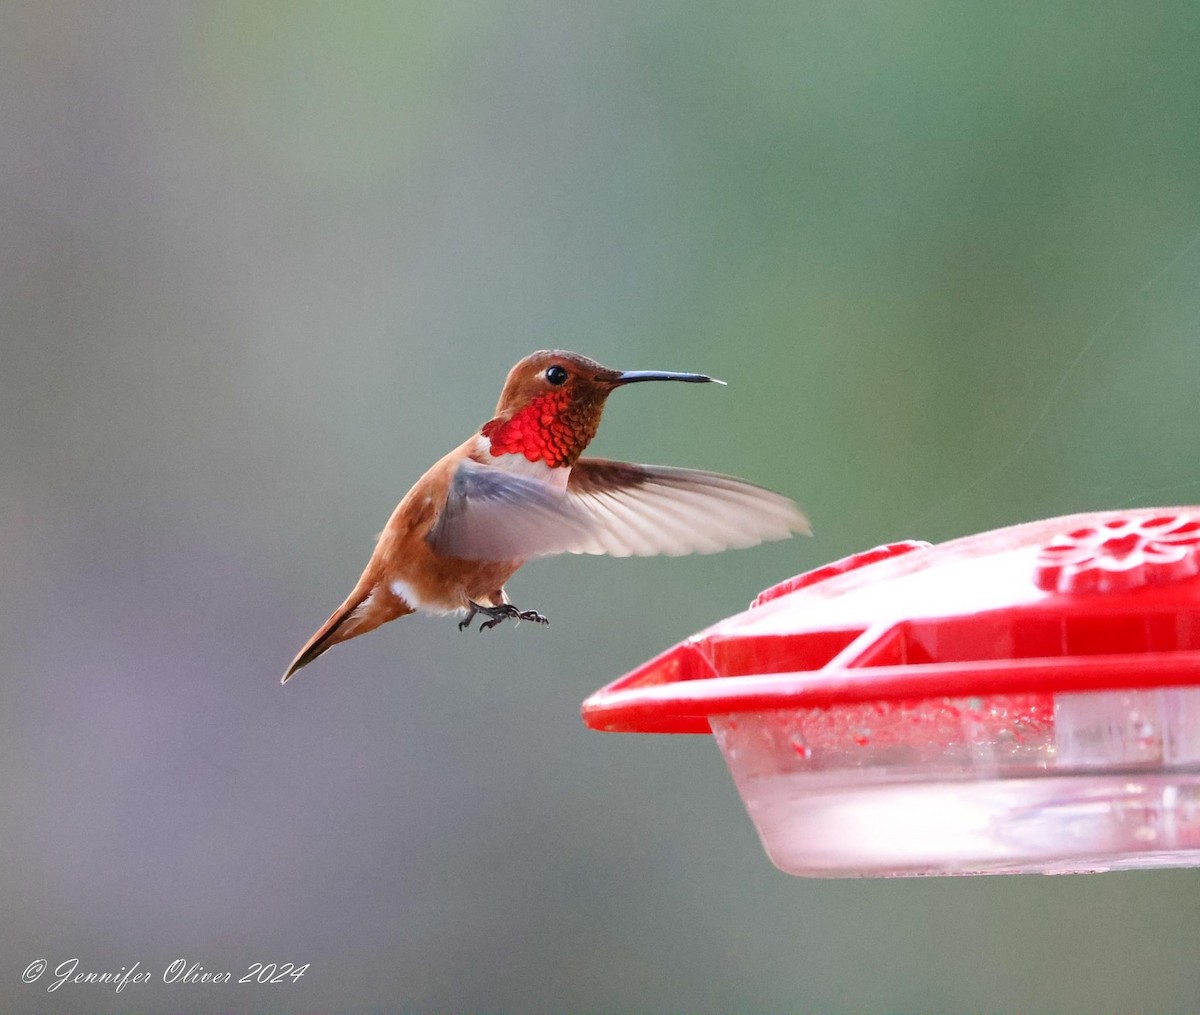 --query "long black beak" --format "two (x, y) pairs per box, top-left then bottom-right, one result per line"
(613, 369), (727, 386)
